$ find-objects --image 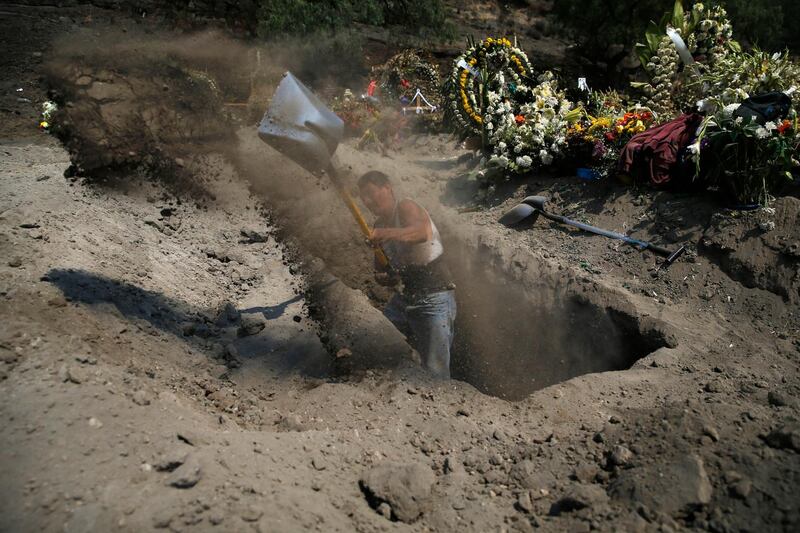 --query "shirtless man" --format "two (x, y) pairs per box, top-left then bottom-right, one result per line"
(357, 171), (456, 379)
